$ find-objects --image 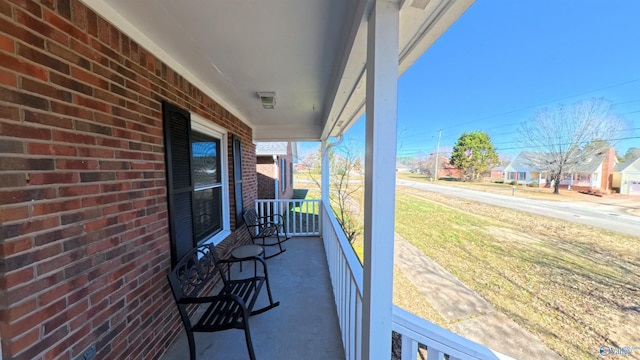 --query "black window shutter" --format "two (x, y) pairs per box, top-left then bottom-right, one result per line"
(162, 101), (195, 267)
(232, 135), (244, 228)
